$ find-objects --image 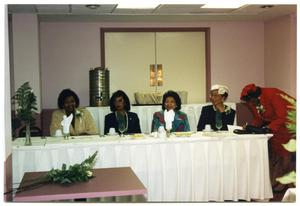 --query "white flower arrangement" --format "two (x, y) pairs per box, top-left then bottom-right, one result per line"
(256, 104), (265, 114)
(218, 86), (229, 95)
(224, 105), (232, 115)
